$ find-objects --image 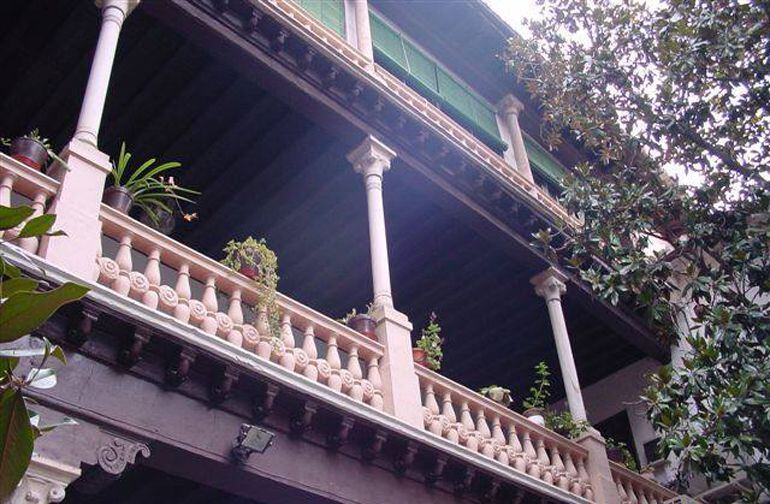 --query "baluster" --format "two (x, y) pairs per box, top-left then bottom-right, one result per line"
(441, 392), (458, 443)
(536, 438), (553, 484)
(173, 263), (192, 323)
(366, 358), (383, 409)
(301, 325), (319, 381)
(522, 431), (540, 479)
(141, 249), (161, 309)
(18, 191), (47, 253)
(639, 489), (650, 504)
(617, 478), (630, 503)
(507, 424), (527, 473)
(278, 312), (295, 371)
(563, 451), (582, 496)
(550, 446), (568, 490)
(226, 289), (244, 347)
(491, 416), (507, 464)
(626, 480), (639, 504)
(200, 276), (219, 335)
(577, 457), (593, 500)
(459, 401), (478, 452)
(475, 409), (494, 458)
(346, 346), (364, 401)
(423, 384), (442, 435)
(325, 335), (342, 392)
(111, 234), (133, 295)
(255, 305), (273, 359)
(0, 175), (17, 240)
